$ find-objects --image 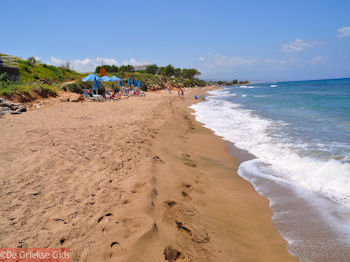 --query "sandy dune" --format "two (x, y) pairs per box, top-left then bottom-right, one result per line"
(0, 89), (296, 261)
